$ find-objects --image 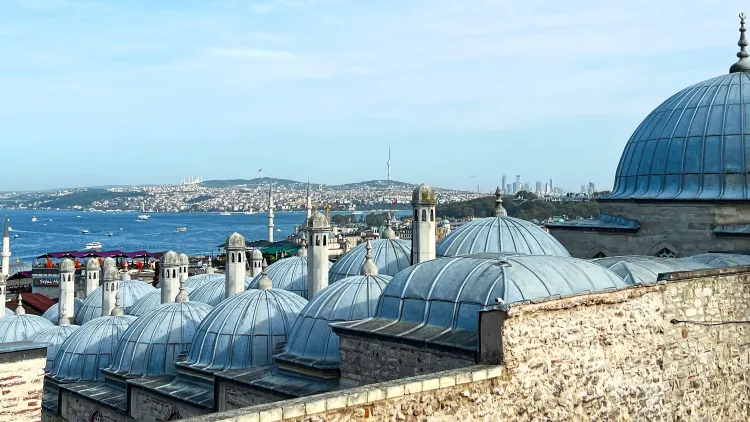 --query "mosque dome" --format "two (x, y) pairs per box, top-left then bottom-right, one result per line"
(681, 253), (750, 268)
(190, 276), (254, 307)
(179, 253), (189, 265)
(607, 16), (750, 201)
(329, 239), (411, 283)
(274, 271), (390, 370)
(0, 306), (54, 343)
(337, 254), (627, 351)
(185, 273), (225, 290)
(183, 288), (307, 372)
(29, 323), (80, 370)
(251, 248), (263, 260)
(48, 315), (137, 382)
(161, 250), (180, 266)
(592, 256), (707, 285)
(75, 280), (156, 325)
(86, 257), (100, 270)
(107, 299), (213, 377)
(3, 307), (11, 315)
(248, 256), (332, 298)
(127, 288), (194, 317)
(102, 257), (116, 270)
(226, 232), (246, 248)
(307, 211), (329, 229)
(412, 184), (436, 204)
(42, 298), (84, 324)
(60, 258), (76, 273)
